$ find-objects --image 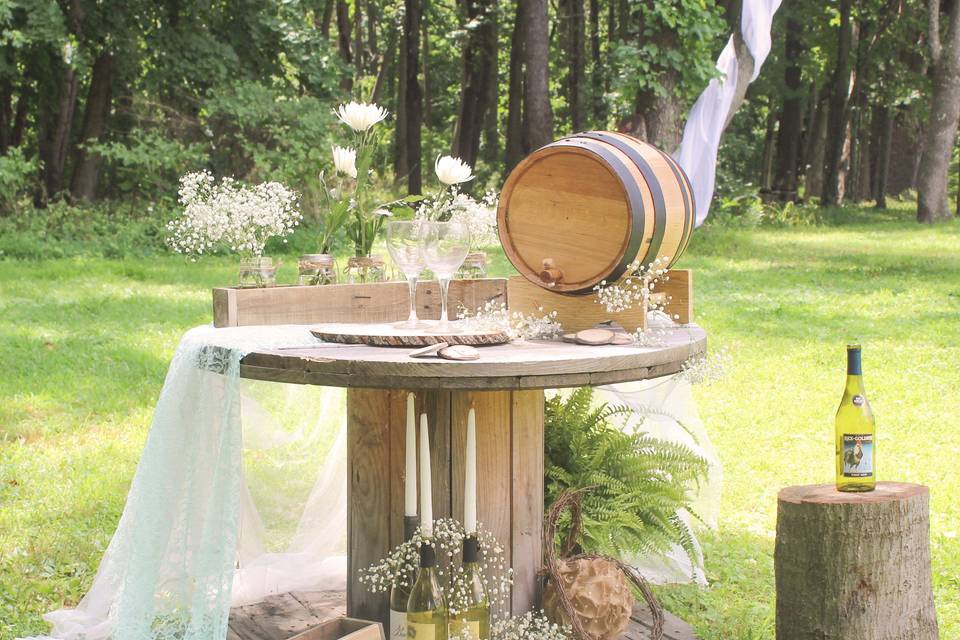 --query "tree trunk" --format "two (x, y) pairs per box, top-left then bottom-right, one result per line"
(71, 52), (114, 202)
(776, 483), (939, 640)
(804, 88), (829, 199)
(336, 0), (353, 91)
(481, 18), (500, 167)
(505, 0), (526, 171)
(421, 16), (432, 127)
(560, 0), (586, 132)
(354, 0), (364, 77)
(847, 18), (872, 204)
(453, 0), (497, 167)
(521, 0), (554, 151)
(366, 0), (379, 65)
(371, 22), (396, 104)
(873, 105), (893, 208)
(772, 12), (804, 200)
(588, 0), (604, 125)
(822, 0), (854, 207)
(0, 78), (11, 154)
(404, 0), (423, 194)
(320, 0), (334, 38)
(395, 15), (409, 184)
(760, 107), (777, 192)
(918, 0), (960, 222)
(37, 57), (80, 202)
